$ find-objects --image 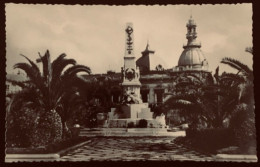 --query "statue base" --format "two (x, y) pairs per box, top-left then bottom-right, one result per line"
(103, 103), (166, 128)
